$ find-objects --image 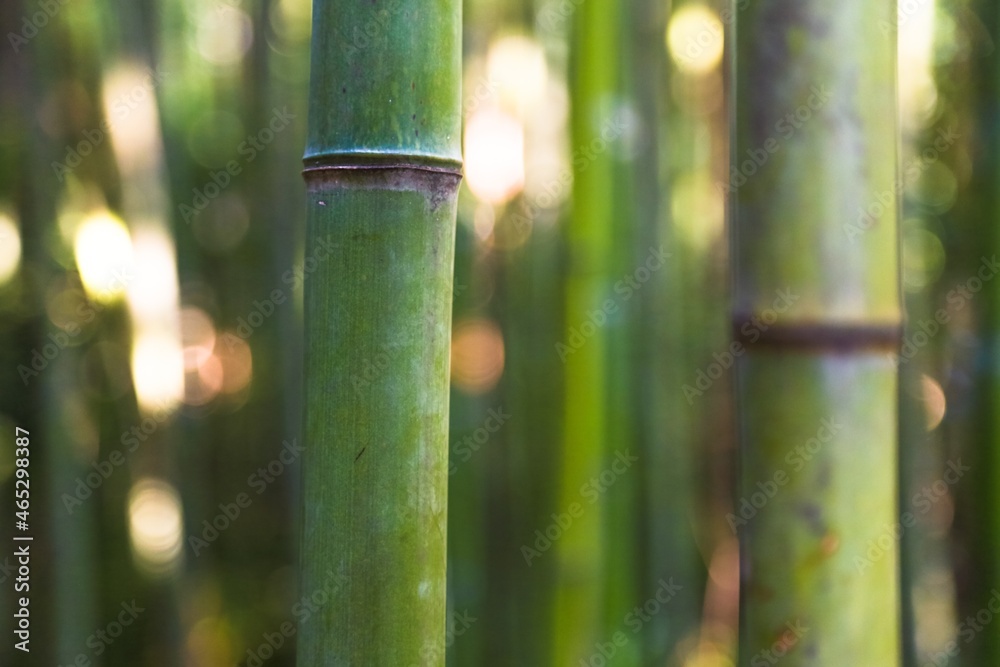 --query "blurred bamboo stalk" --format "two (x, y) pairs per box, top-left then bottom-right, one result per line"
(298, 0), (463, 662)
(553, 0), (621, 660)
(600, 6), (642, 665)
(500, 221), (563, 664)
(631, 0), (707, 662)
(733, 1), (901, 663)
(445, 225), (489, 666)
(3, 2), (98, 659)
(939, 1), (1000, 663)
